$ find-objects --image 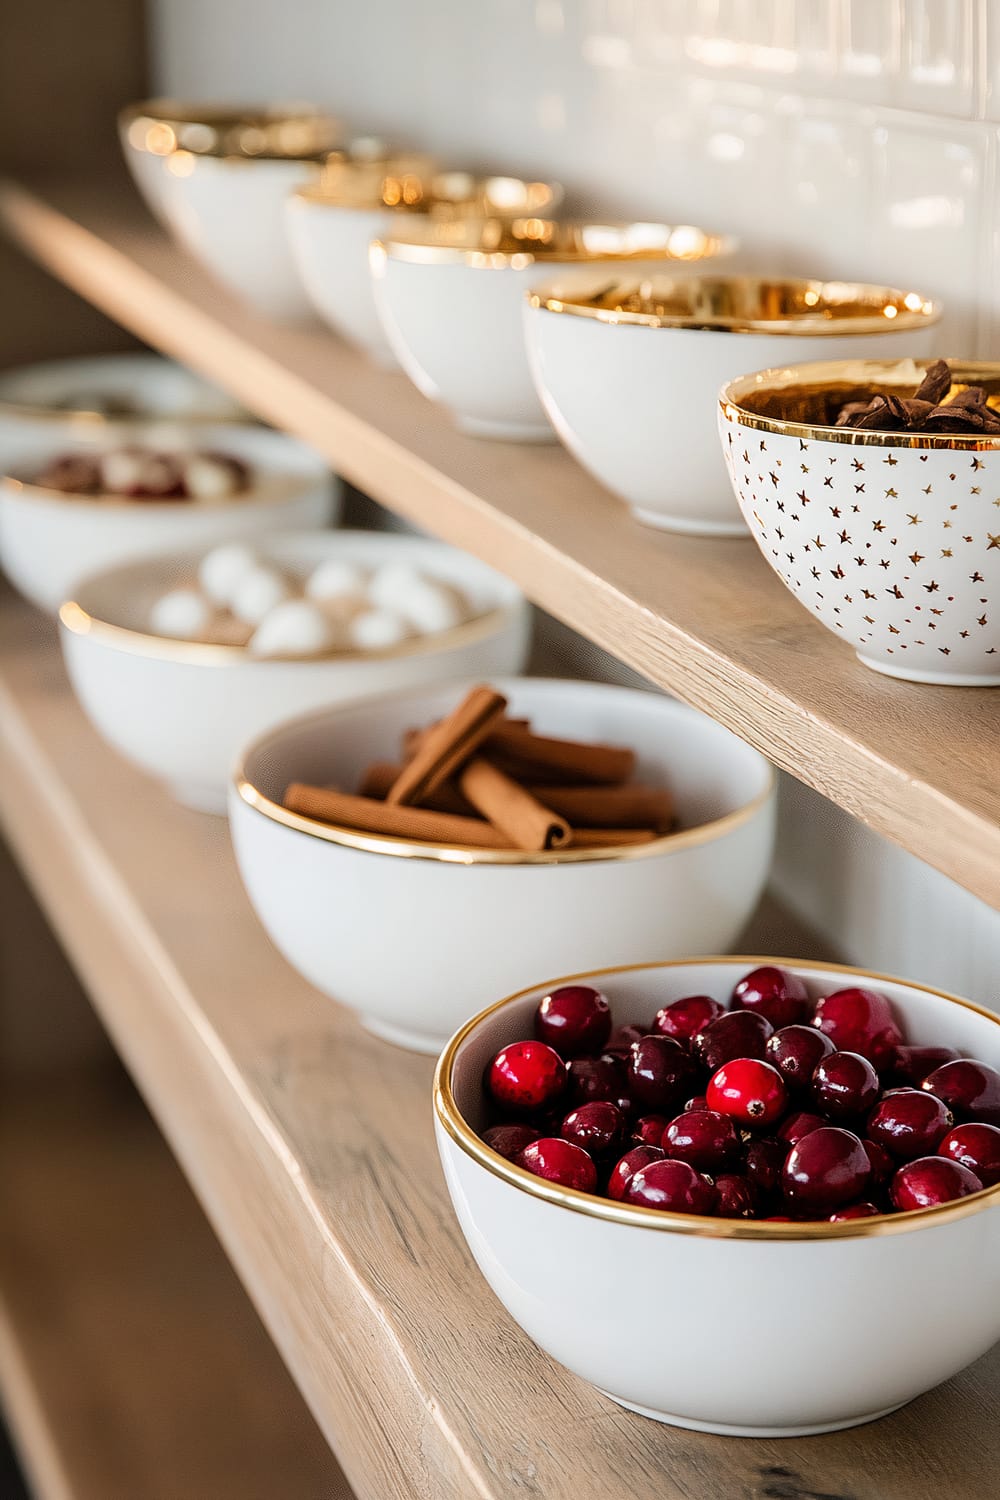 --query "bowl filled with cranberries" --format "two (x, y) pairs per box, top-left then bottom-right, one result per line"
(0, 424), (339, 614)
(434, 956), (1000, 1436)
